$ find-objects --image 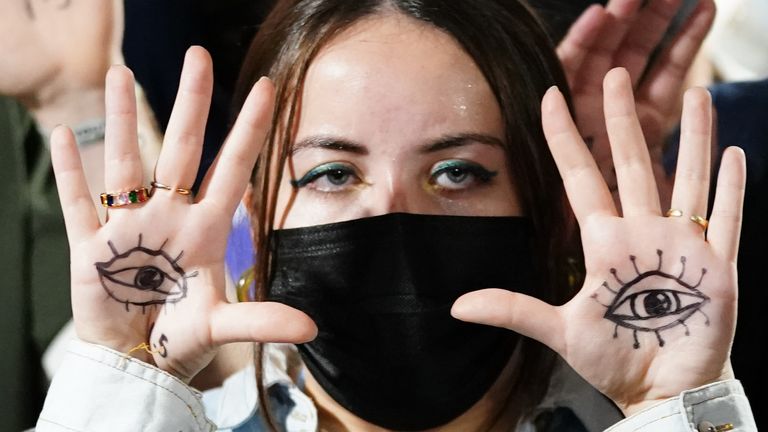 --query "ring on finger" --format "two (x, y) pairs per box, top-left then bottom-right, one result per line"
(689, 215), (709, 232)
(665, 208), (684, 217)
(151, 180), (192, 197)
(100, 187), (150, 208)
